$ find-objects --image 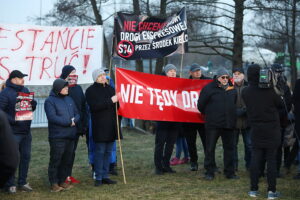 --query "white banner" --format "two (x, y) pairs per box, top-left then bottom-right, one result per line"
(0, 24), (103, 85)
